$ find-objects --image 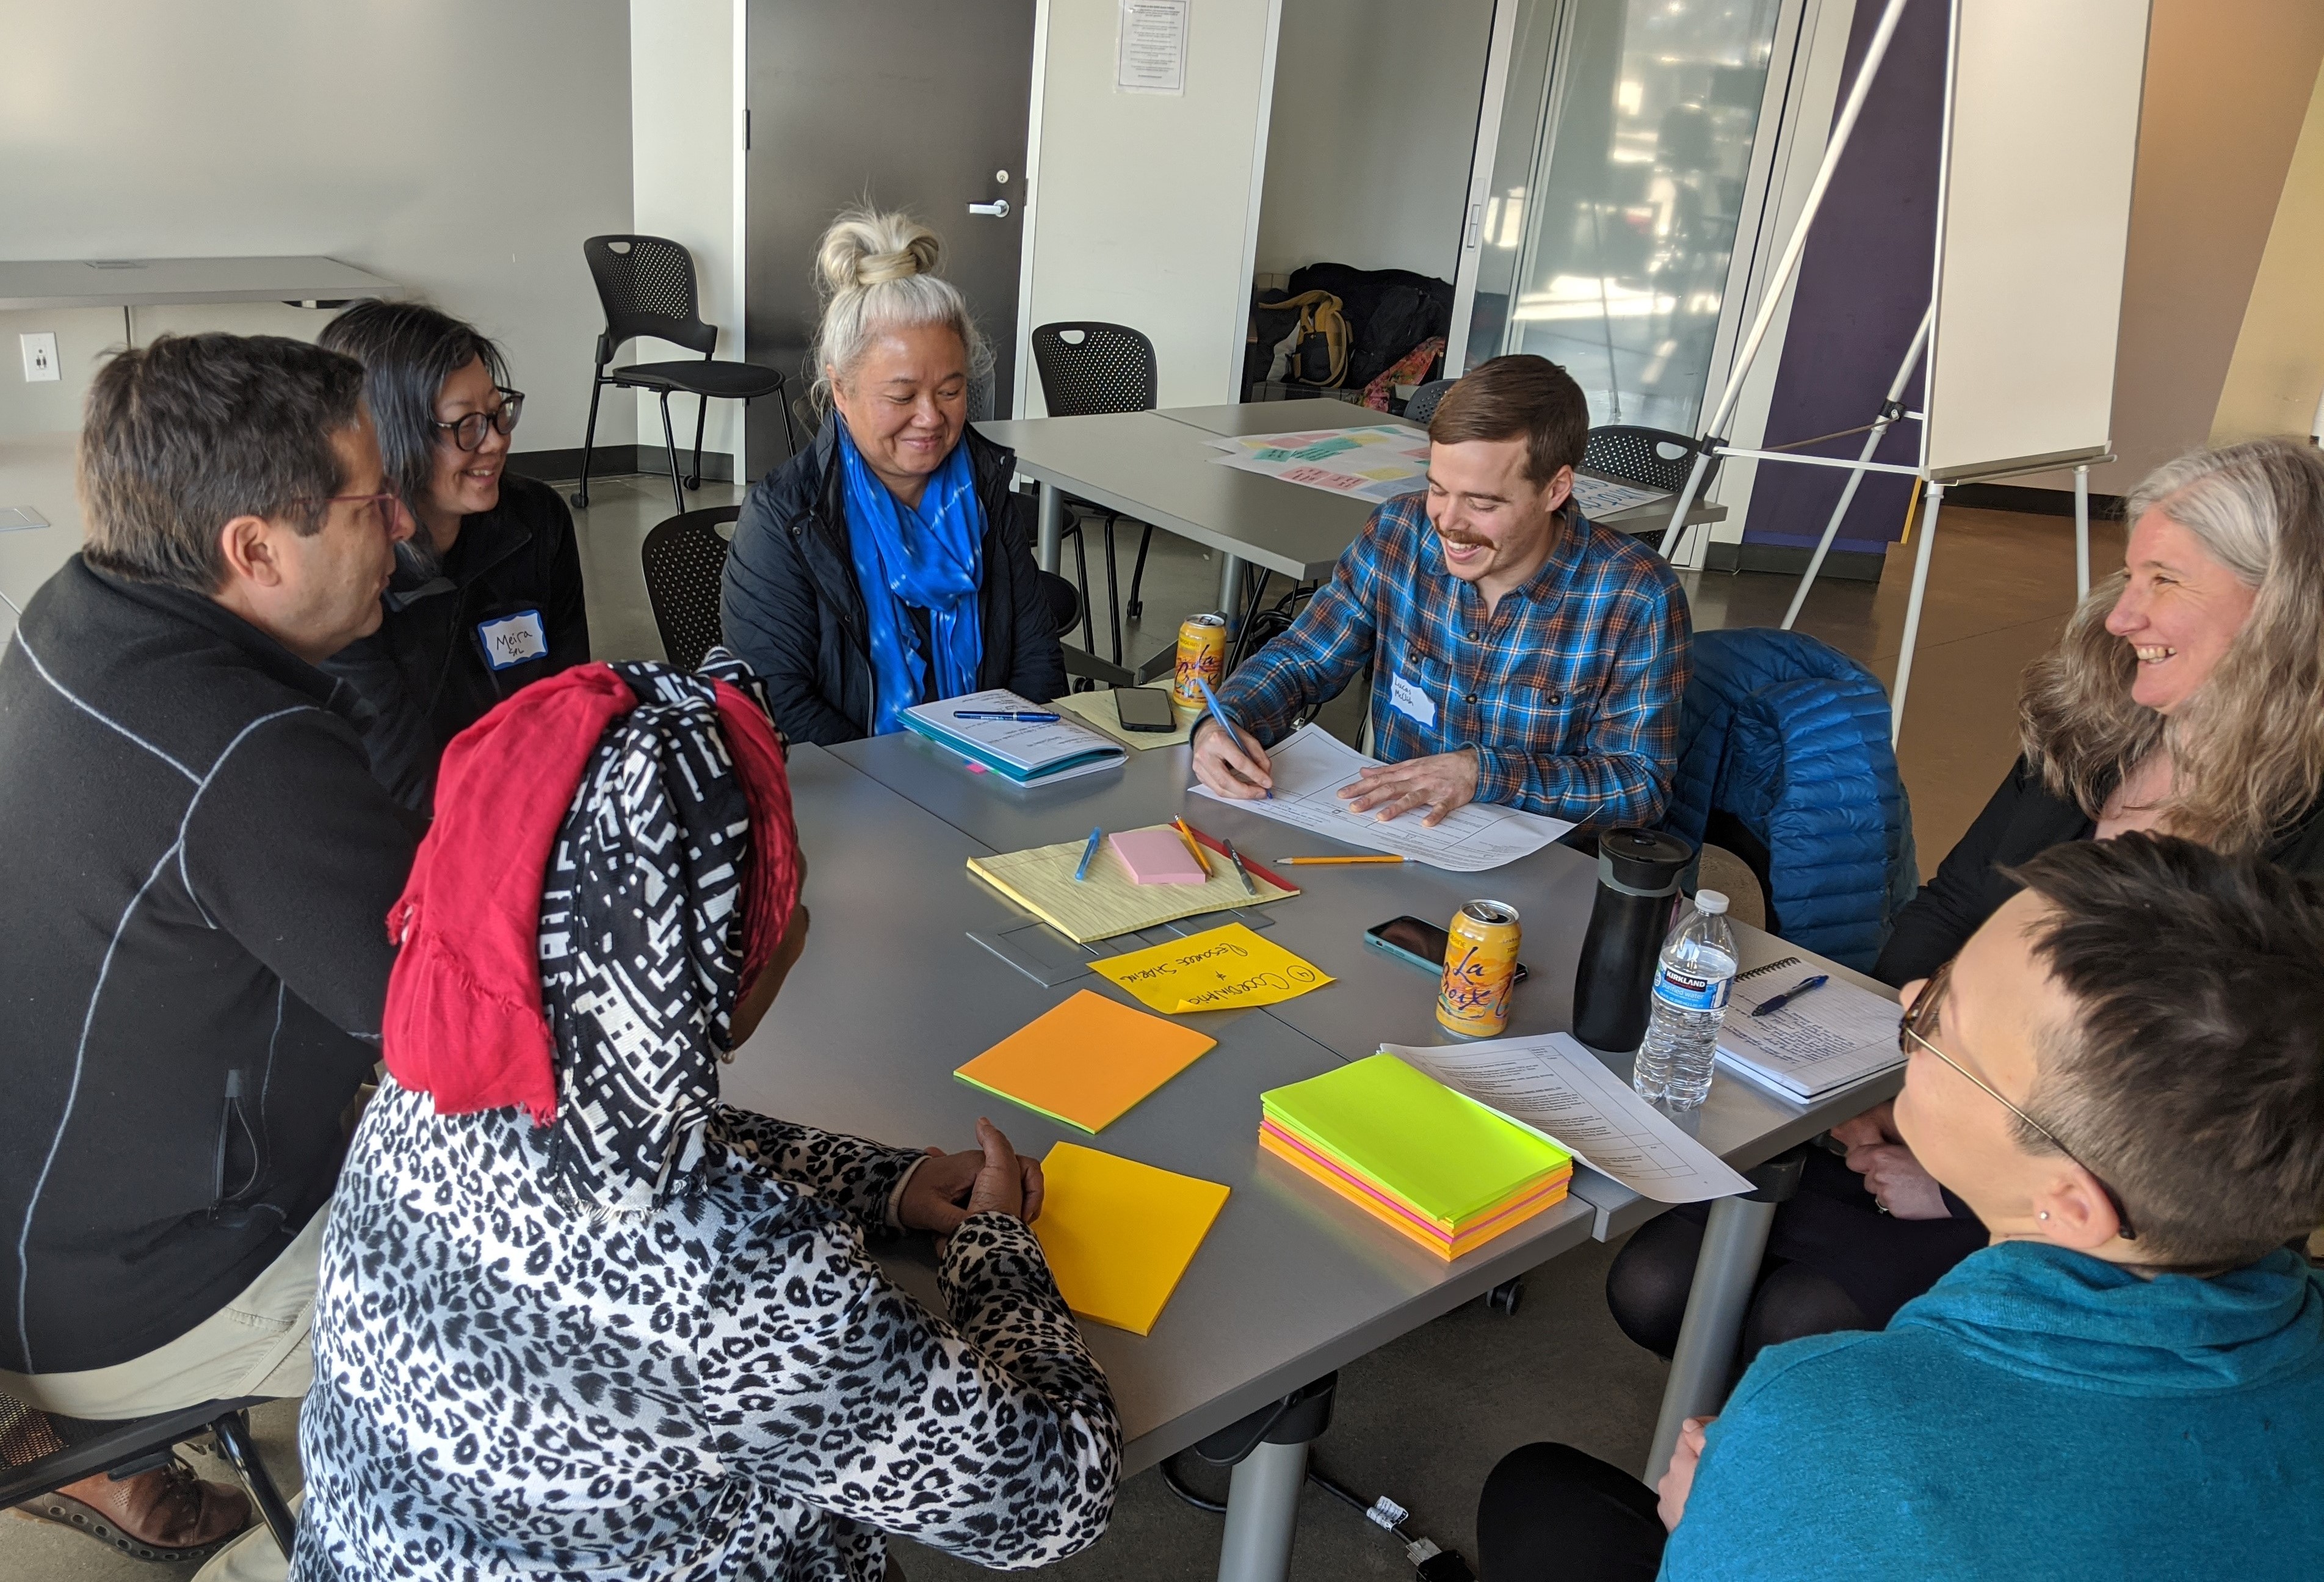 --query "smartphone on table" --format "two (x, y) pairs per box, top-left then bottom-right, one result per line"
(1365, 915), (1531, 981)
(1113, 686), (1179, 733)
